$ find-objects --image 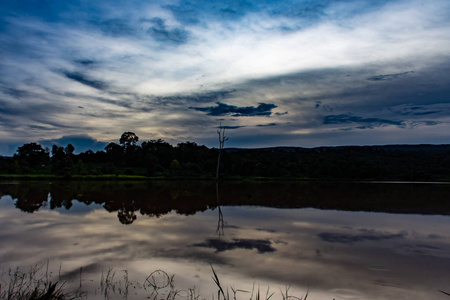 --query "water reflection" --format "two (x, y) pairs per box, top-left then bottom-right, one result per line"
(0, 180), (450, 300)
(216, 181), (225, 237)
(1, 181), (450, 224)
